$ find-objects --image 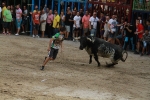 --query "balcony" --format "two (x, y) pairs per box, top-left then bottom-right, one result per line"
(133, 0), (150, 11)
(88, 0), (131, 5)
